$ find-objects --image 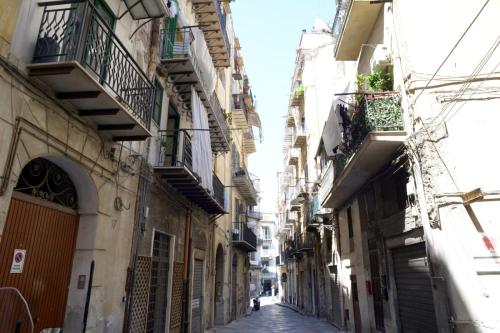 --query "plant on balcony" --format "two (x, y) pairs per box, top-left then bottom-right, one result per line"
(341, 95), (403, 159)
(294, 84), (305, 97)
(356, 66), (393, 93)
